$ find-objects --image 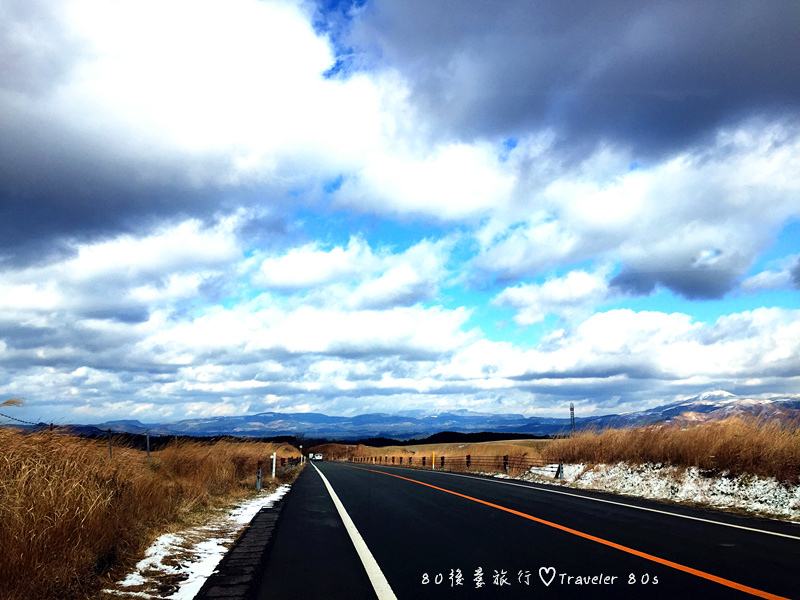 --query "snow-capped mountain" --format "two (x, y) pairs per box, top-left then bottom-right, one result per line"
(58, 392), (800, 440)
